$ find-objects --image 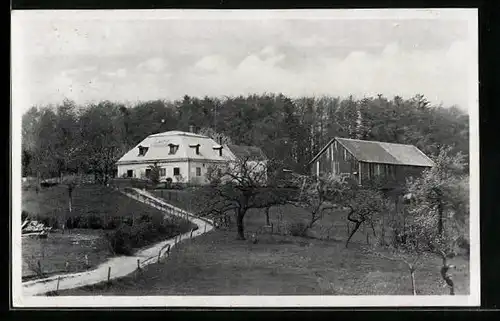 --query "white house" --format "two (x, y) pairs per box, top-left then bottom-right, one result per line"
(116, 130), (267, 185)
